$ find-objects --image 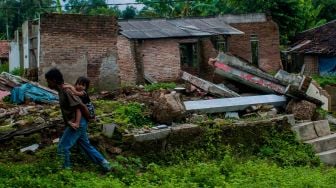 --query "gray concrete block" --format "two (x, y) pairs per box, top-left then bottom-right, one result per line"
(171, 124), (199, 132)
(134, 128), (171, 142)
(292, 122), (318, 141)
(305, 134), (336, 153)
(314, 120), (330, 137)
(102, 123), (116, 138)
(286, 114), (296, 127)
(317, 148), (336, 166)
